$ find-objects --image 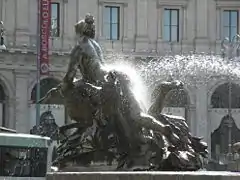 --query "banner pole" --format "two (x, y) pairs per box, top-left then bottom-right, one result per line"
(36, 0), (41, 126)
